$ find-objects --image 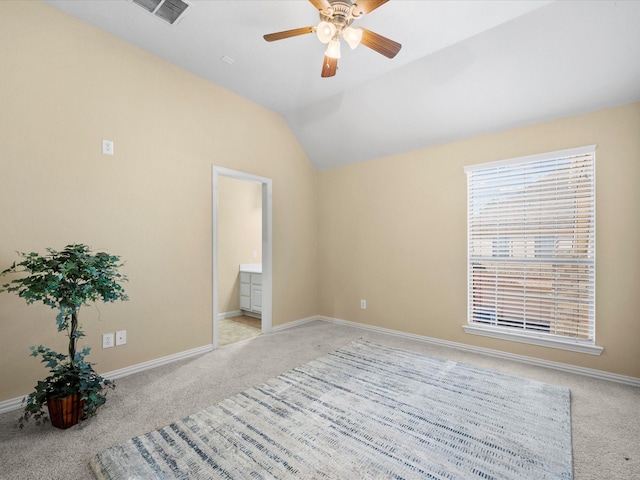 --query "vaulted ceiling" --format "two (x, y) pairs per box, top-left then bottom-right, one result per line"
(45, 0), (640, 170)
